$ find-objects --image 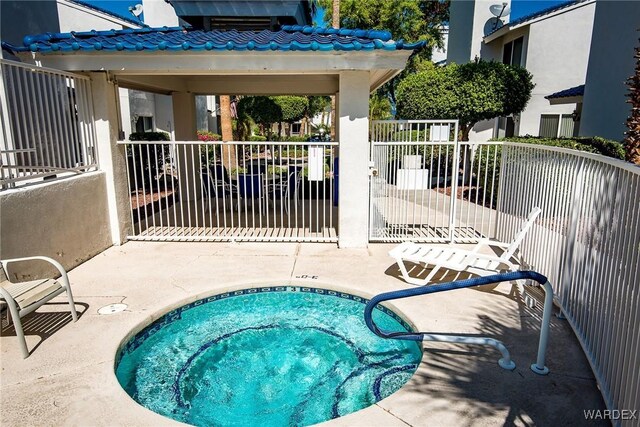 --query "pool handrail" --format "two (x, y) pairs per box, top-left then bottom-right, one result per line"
(364, 271), (554, 375)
